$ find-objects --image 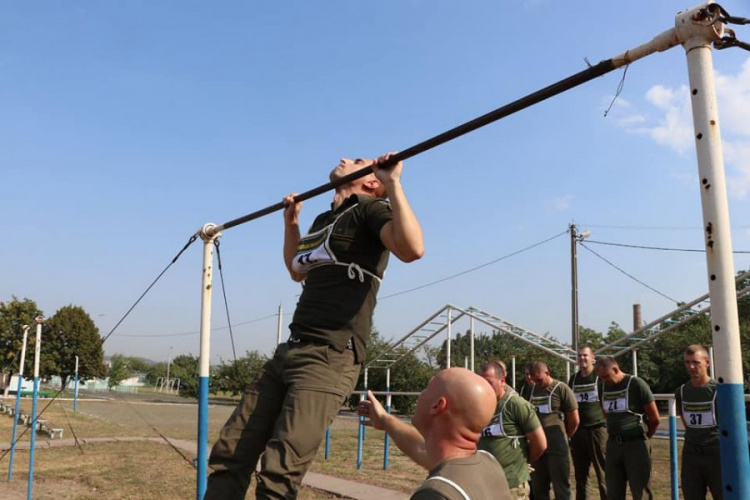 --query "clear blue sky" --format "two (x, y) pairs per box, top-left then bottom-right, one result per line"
(3, 1), (750, 366)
